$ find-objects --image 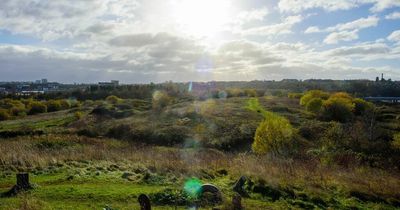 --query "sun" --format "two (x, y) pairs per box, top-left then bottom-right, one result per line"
(171, 0), (232, 38)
